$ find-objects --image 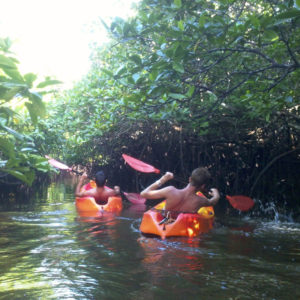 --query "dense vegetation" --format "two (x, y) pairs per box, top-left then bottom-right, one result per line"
(0, 37), (61, 185)
(1, 0), (299, 213)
